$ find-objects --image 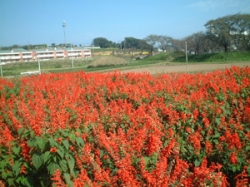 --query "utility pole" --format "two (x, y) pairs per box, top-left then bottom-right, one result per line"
(62, 21), (67, 47)
(185, 41), (188, 71)
(38, 57), (41, 74)
(71, 57), (74, 68)
(0, 59), (3, 77)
